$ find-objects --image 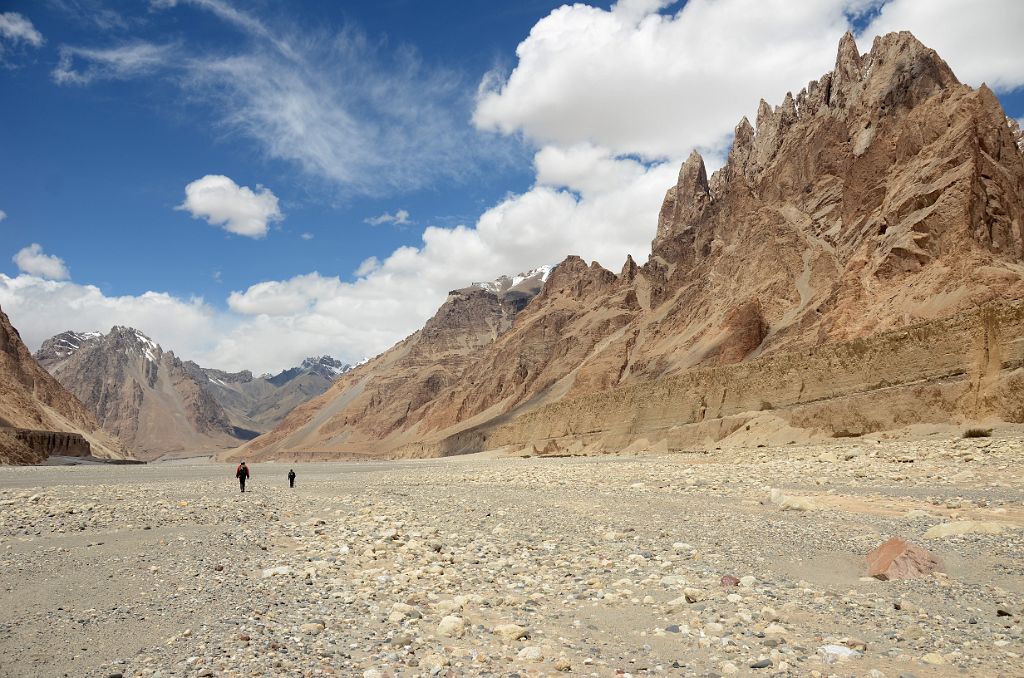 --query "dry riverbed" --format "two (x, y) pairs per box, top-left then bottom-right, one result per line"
(1, 436), (1022, 677)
